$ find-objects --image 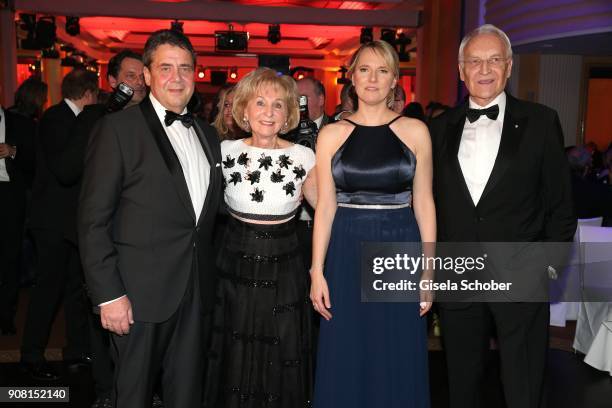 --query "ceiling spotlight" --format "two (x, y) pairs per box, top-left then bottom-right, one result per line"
(171, 19), (184, 33)
(215, 24), (249, 52)
(337, 66), (350, 85)
(65, 16), (80, 36)
(267, 24), (281, 44)
(229, 67), (238, 80)
(360, 27), (373, 44)
(197, 65), (205, 79)
(396, 31), (412, 62)
(380, 28), (397, 46)
(36, 16), (57, 49)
